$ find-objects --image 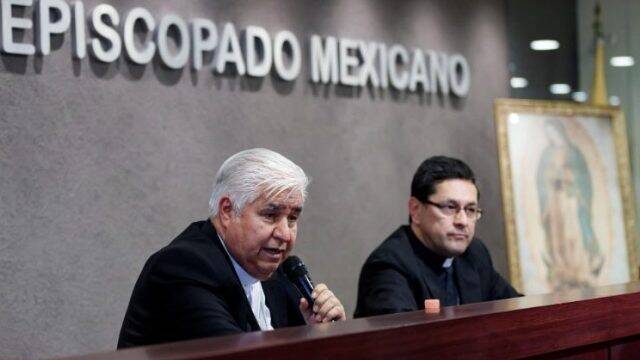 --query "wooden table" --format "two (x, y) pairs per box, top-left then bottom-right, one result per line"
(59, 282), (640, 359)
